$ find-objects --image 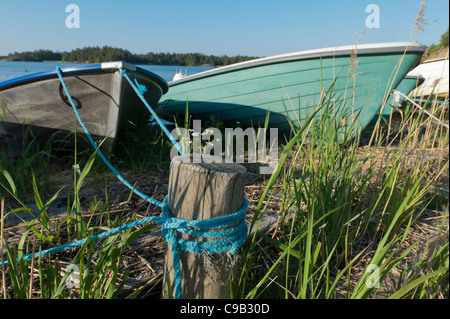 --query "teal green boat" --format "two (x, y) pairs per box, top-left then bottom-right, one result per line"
(158, 42), (426, 135)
